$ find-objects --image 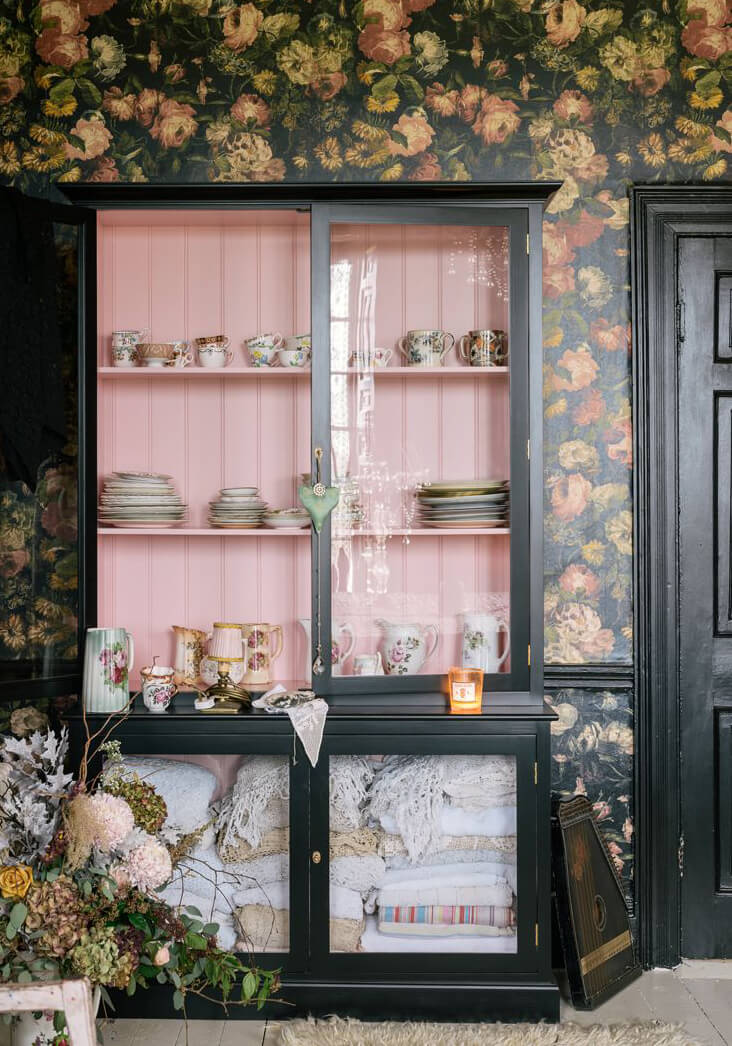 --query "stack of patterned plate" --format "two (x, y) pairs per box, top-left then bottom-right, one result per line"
(264, 508), (310, 529)
(99, 471), (187, 528)
(208, 487), (268, 528)
(415, 480), (509, 529)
